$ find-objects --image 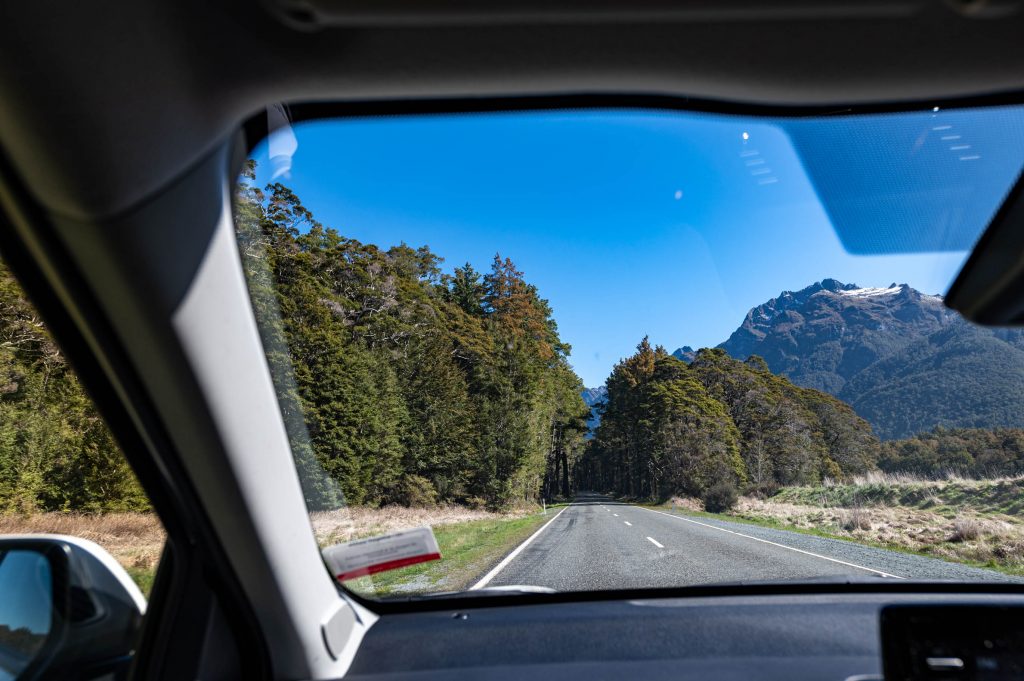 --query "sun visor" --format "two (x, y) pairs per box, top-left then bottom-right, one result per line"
(783, 107), (1024, 256)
